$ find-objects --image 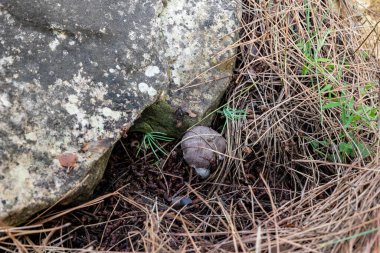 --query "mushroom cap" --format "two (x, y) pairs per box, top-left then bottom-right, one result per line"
(181, 126), (226, 169)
